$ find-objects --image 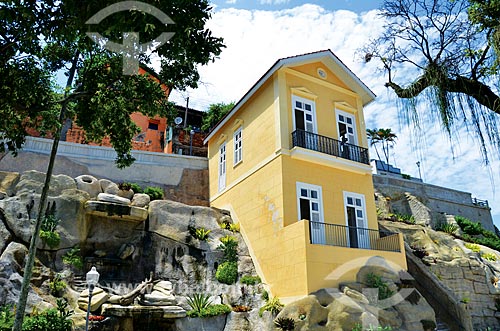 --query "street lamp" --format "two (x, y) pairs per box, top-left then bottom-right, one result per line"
(189, 129), (195, 156)
(85, 266), (100, 331)
(416, 161), (422, 181)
